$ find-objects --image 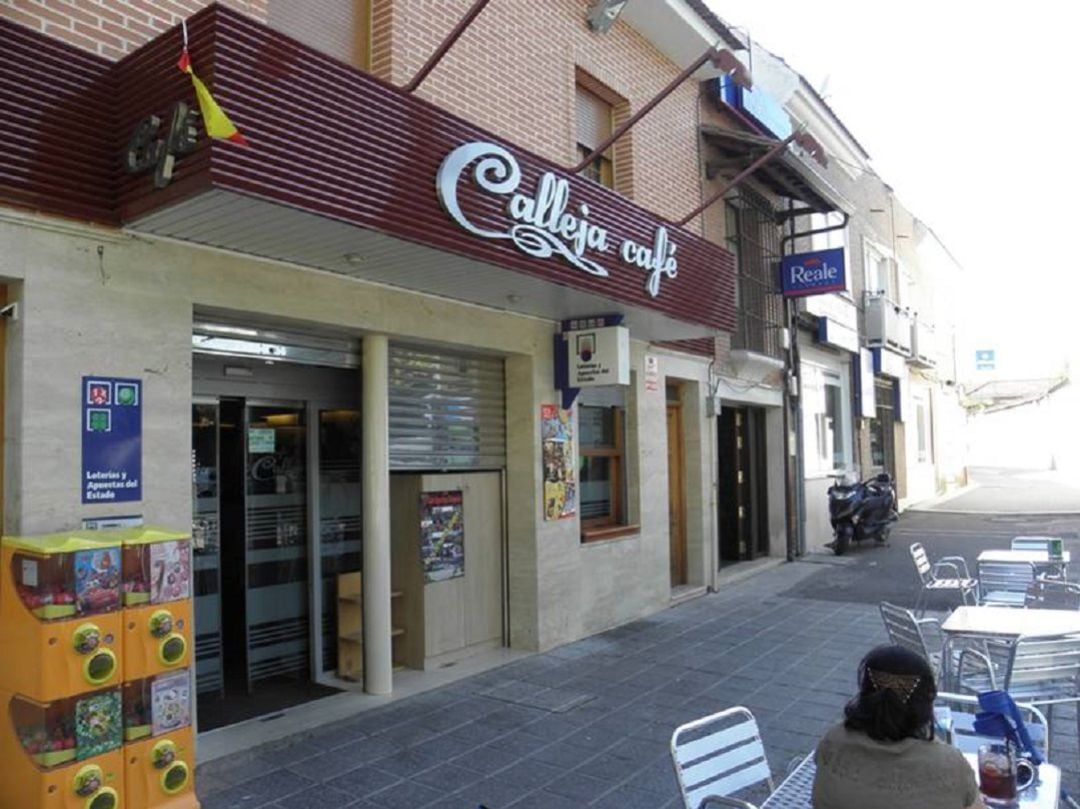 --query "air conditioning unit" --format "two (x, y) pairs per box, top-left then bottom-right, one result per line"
(909, 317), (937, 368)
(864, 293), (912, 356)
